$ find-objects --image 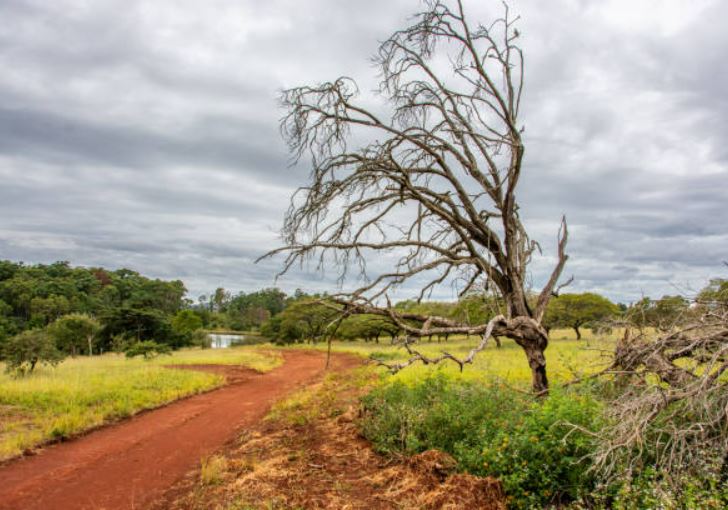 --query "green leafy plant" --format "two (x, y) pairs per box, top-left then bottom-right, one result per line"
(124, 340), (172, 359)
(360, 373), (602, 509)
